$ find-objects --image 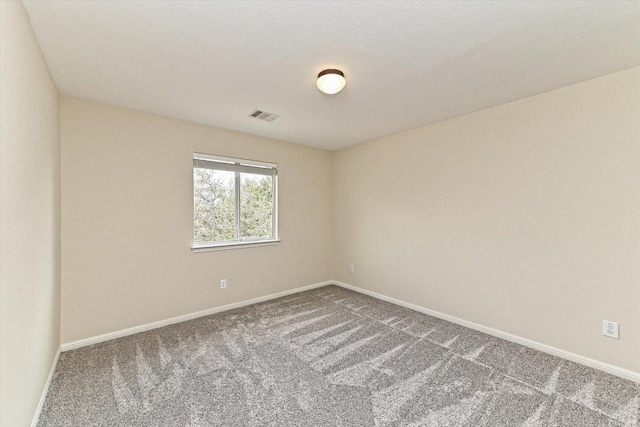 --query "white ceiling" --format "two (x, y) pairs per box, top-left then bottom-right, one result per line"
(23, 1), (640, 151)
